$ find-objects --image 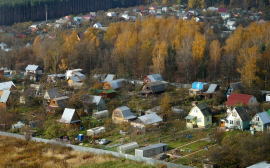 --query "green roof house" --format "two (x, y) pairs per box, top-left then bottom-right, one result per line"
(185, 102), (213, 129)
